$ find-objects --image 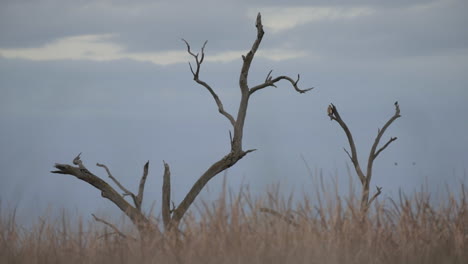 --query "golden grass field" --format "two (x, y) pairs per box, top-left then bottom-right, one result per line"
(1, 181), (467, 264)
